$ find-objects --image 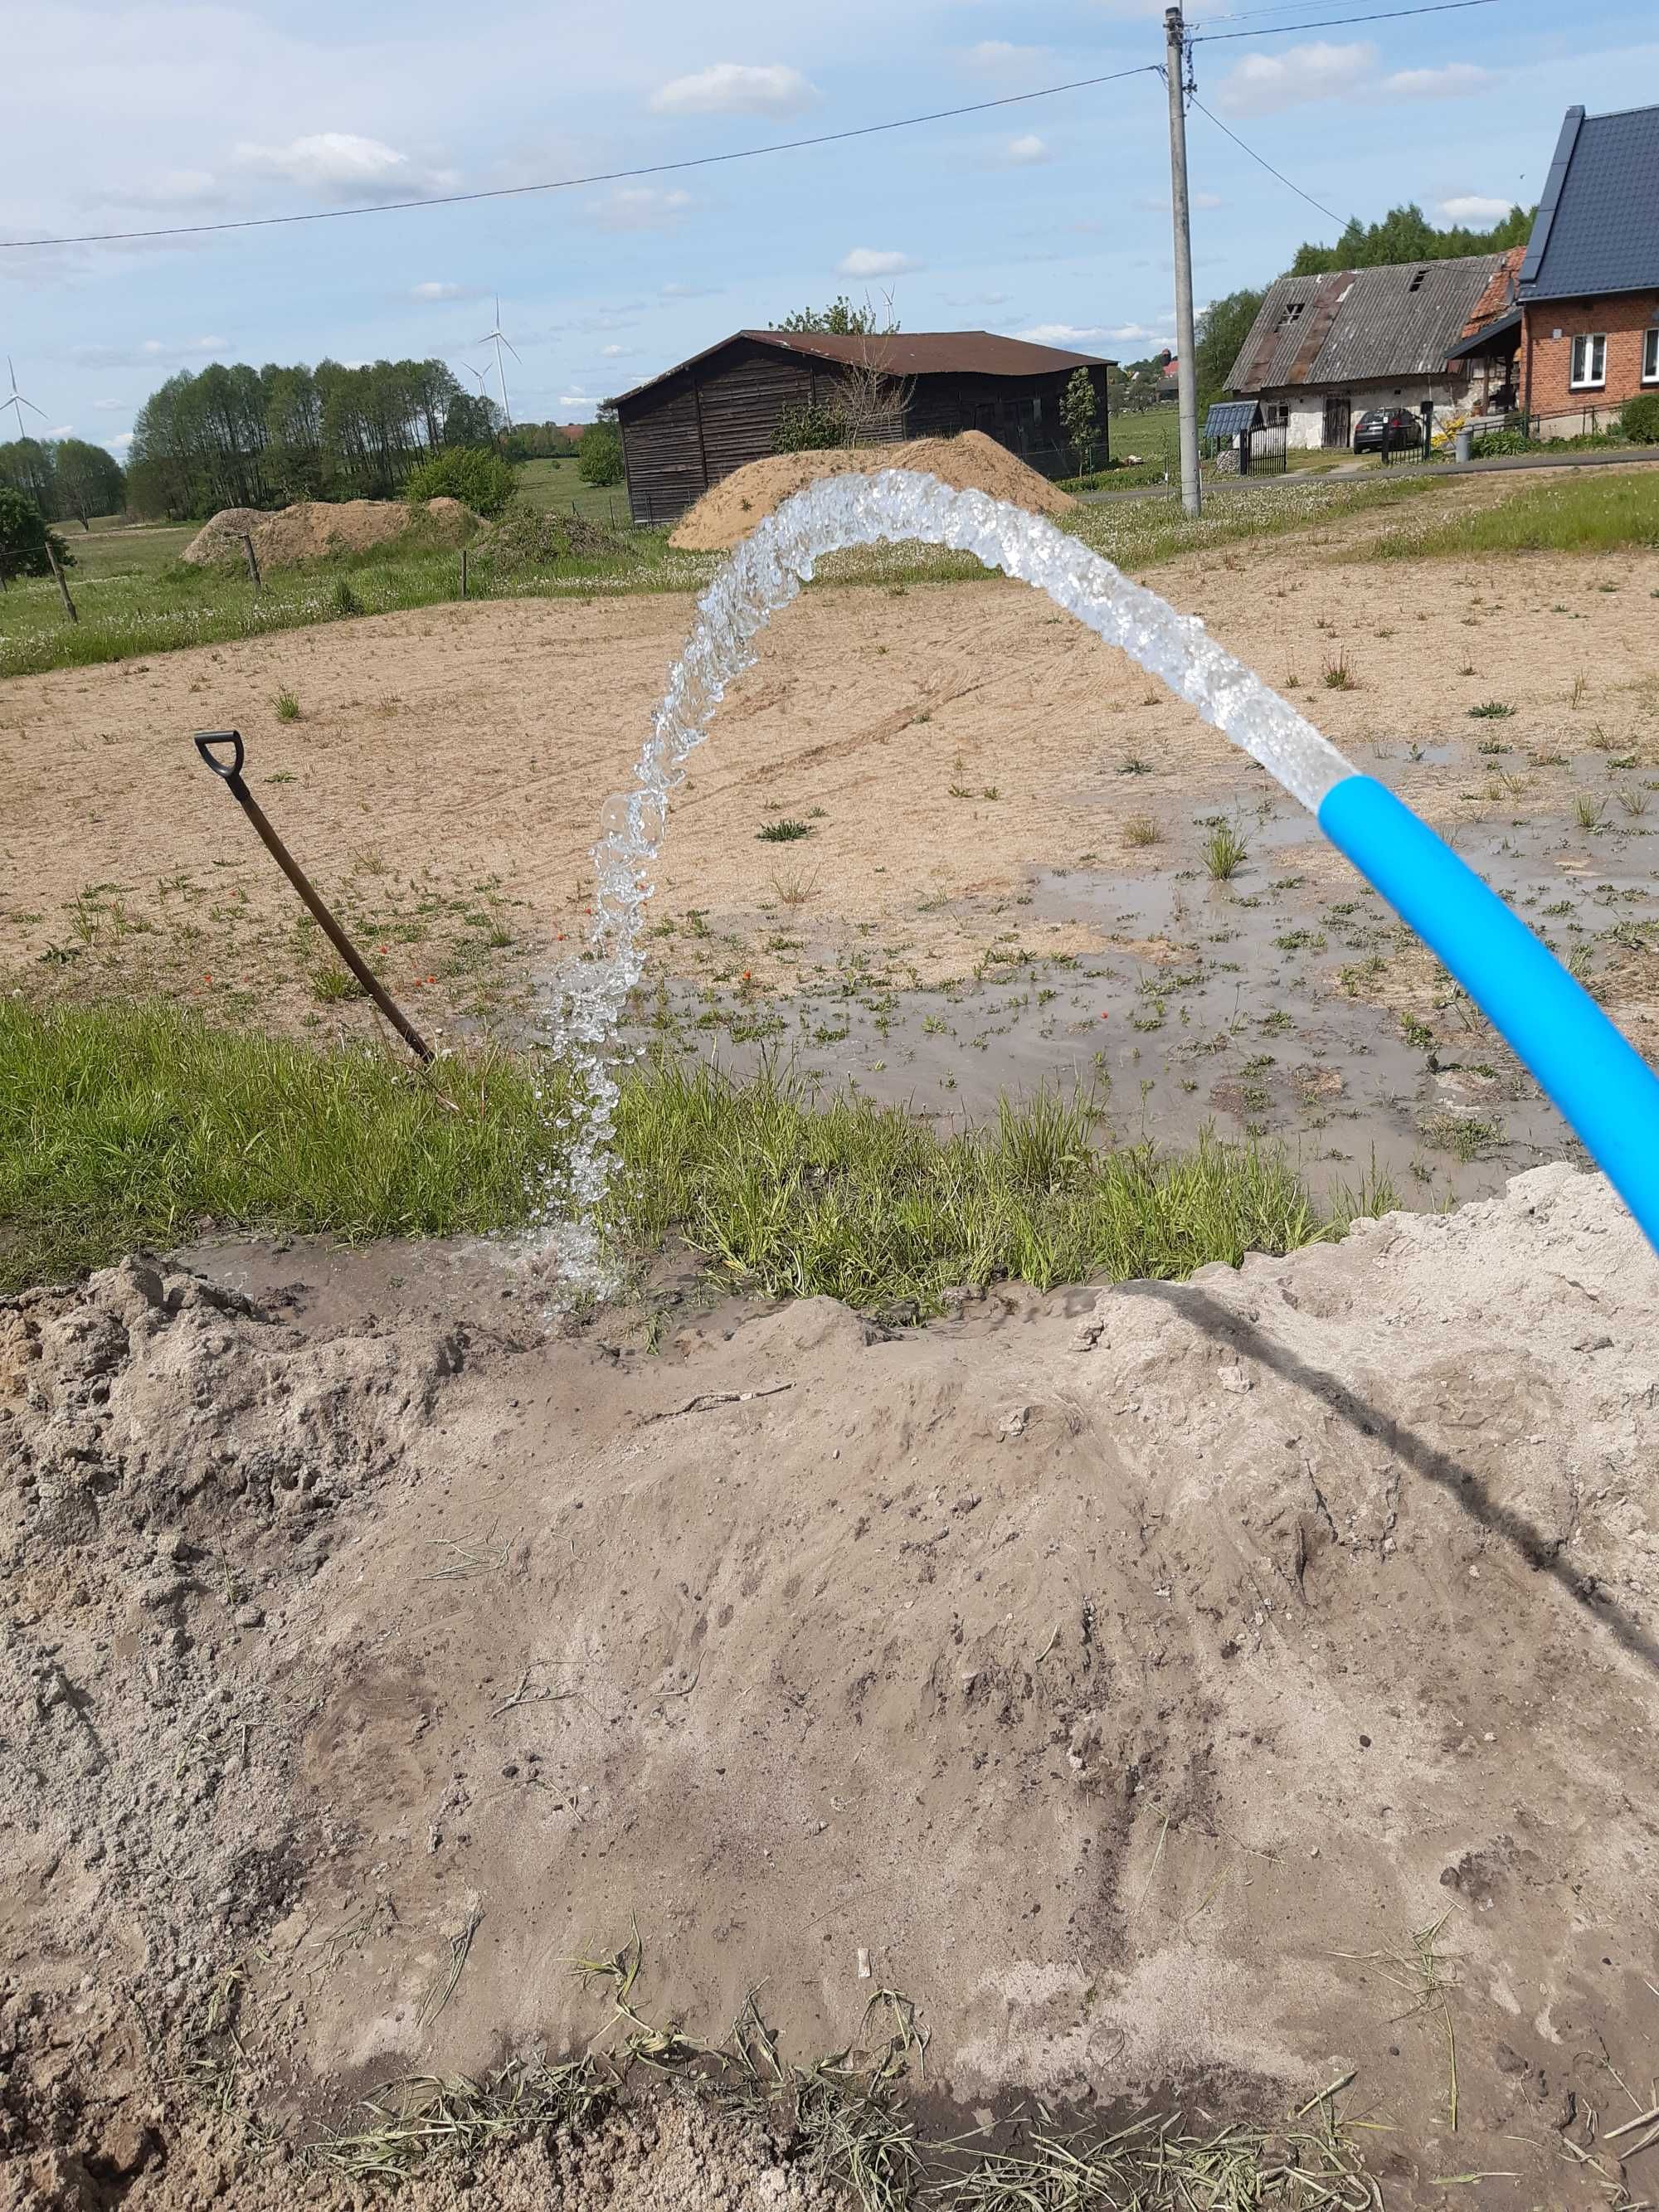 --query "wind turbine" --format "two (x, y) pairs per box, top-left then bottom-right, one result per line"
(2, 357), (47, 440)
(461, 361), (493, 397)
(472, 298), (519, 429)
